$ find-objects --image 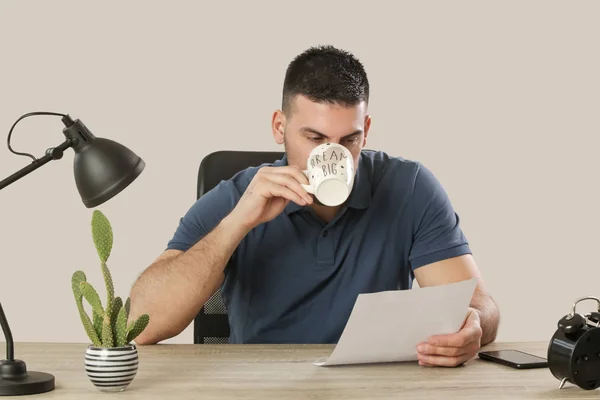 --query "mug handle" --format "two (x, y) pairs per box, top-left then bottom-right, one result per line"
(301, 184), (315, 194)
(301, 170), (315, 194)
